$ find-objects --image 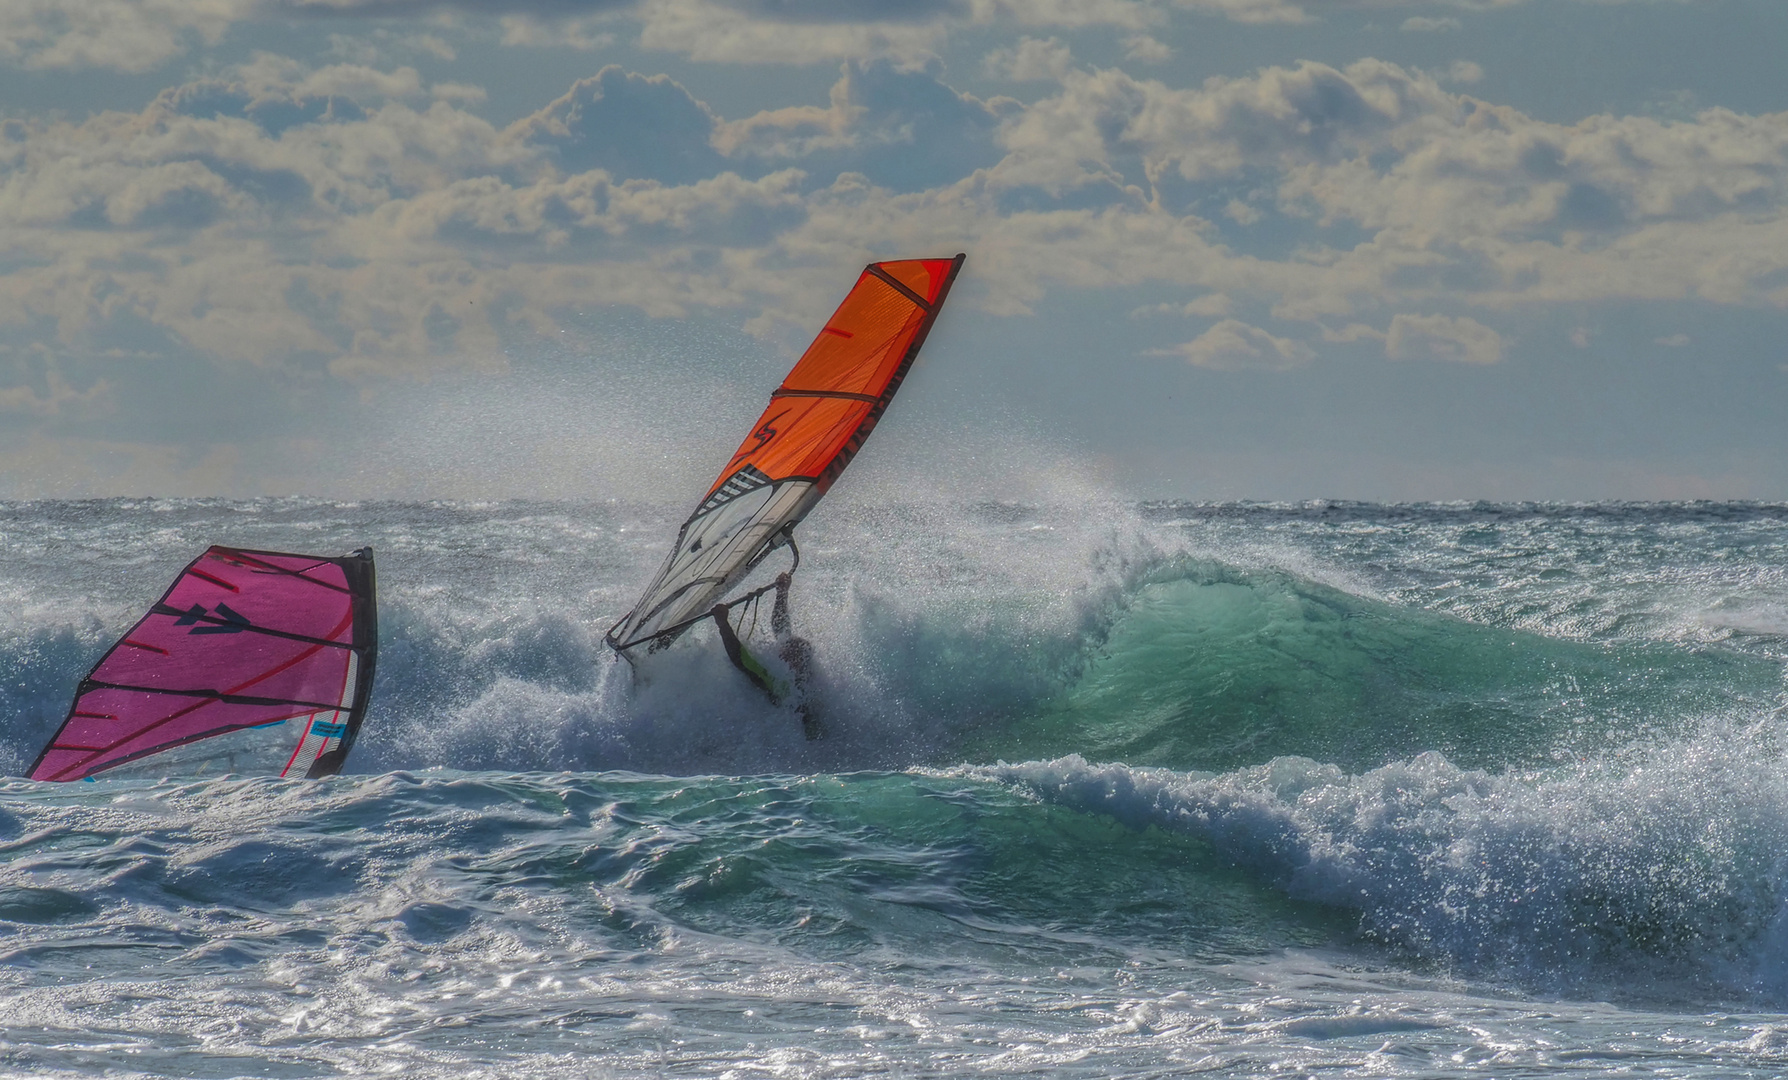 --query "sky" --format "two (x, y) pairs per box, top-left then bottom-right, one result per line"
(2, 0), (1787, 502)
